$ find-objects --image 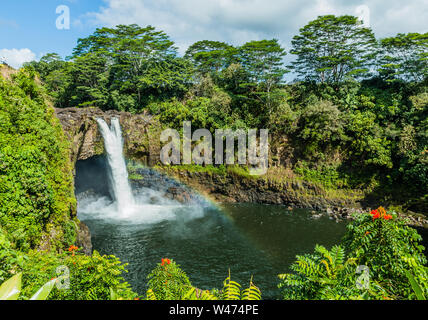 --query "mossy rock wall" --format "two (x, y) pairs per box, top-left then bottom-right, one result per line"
(55, 107), (162, 167)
